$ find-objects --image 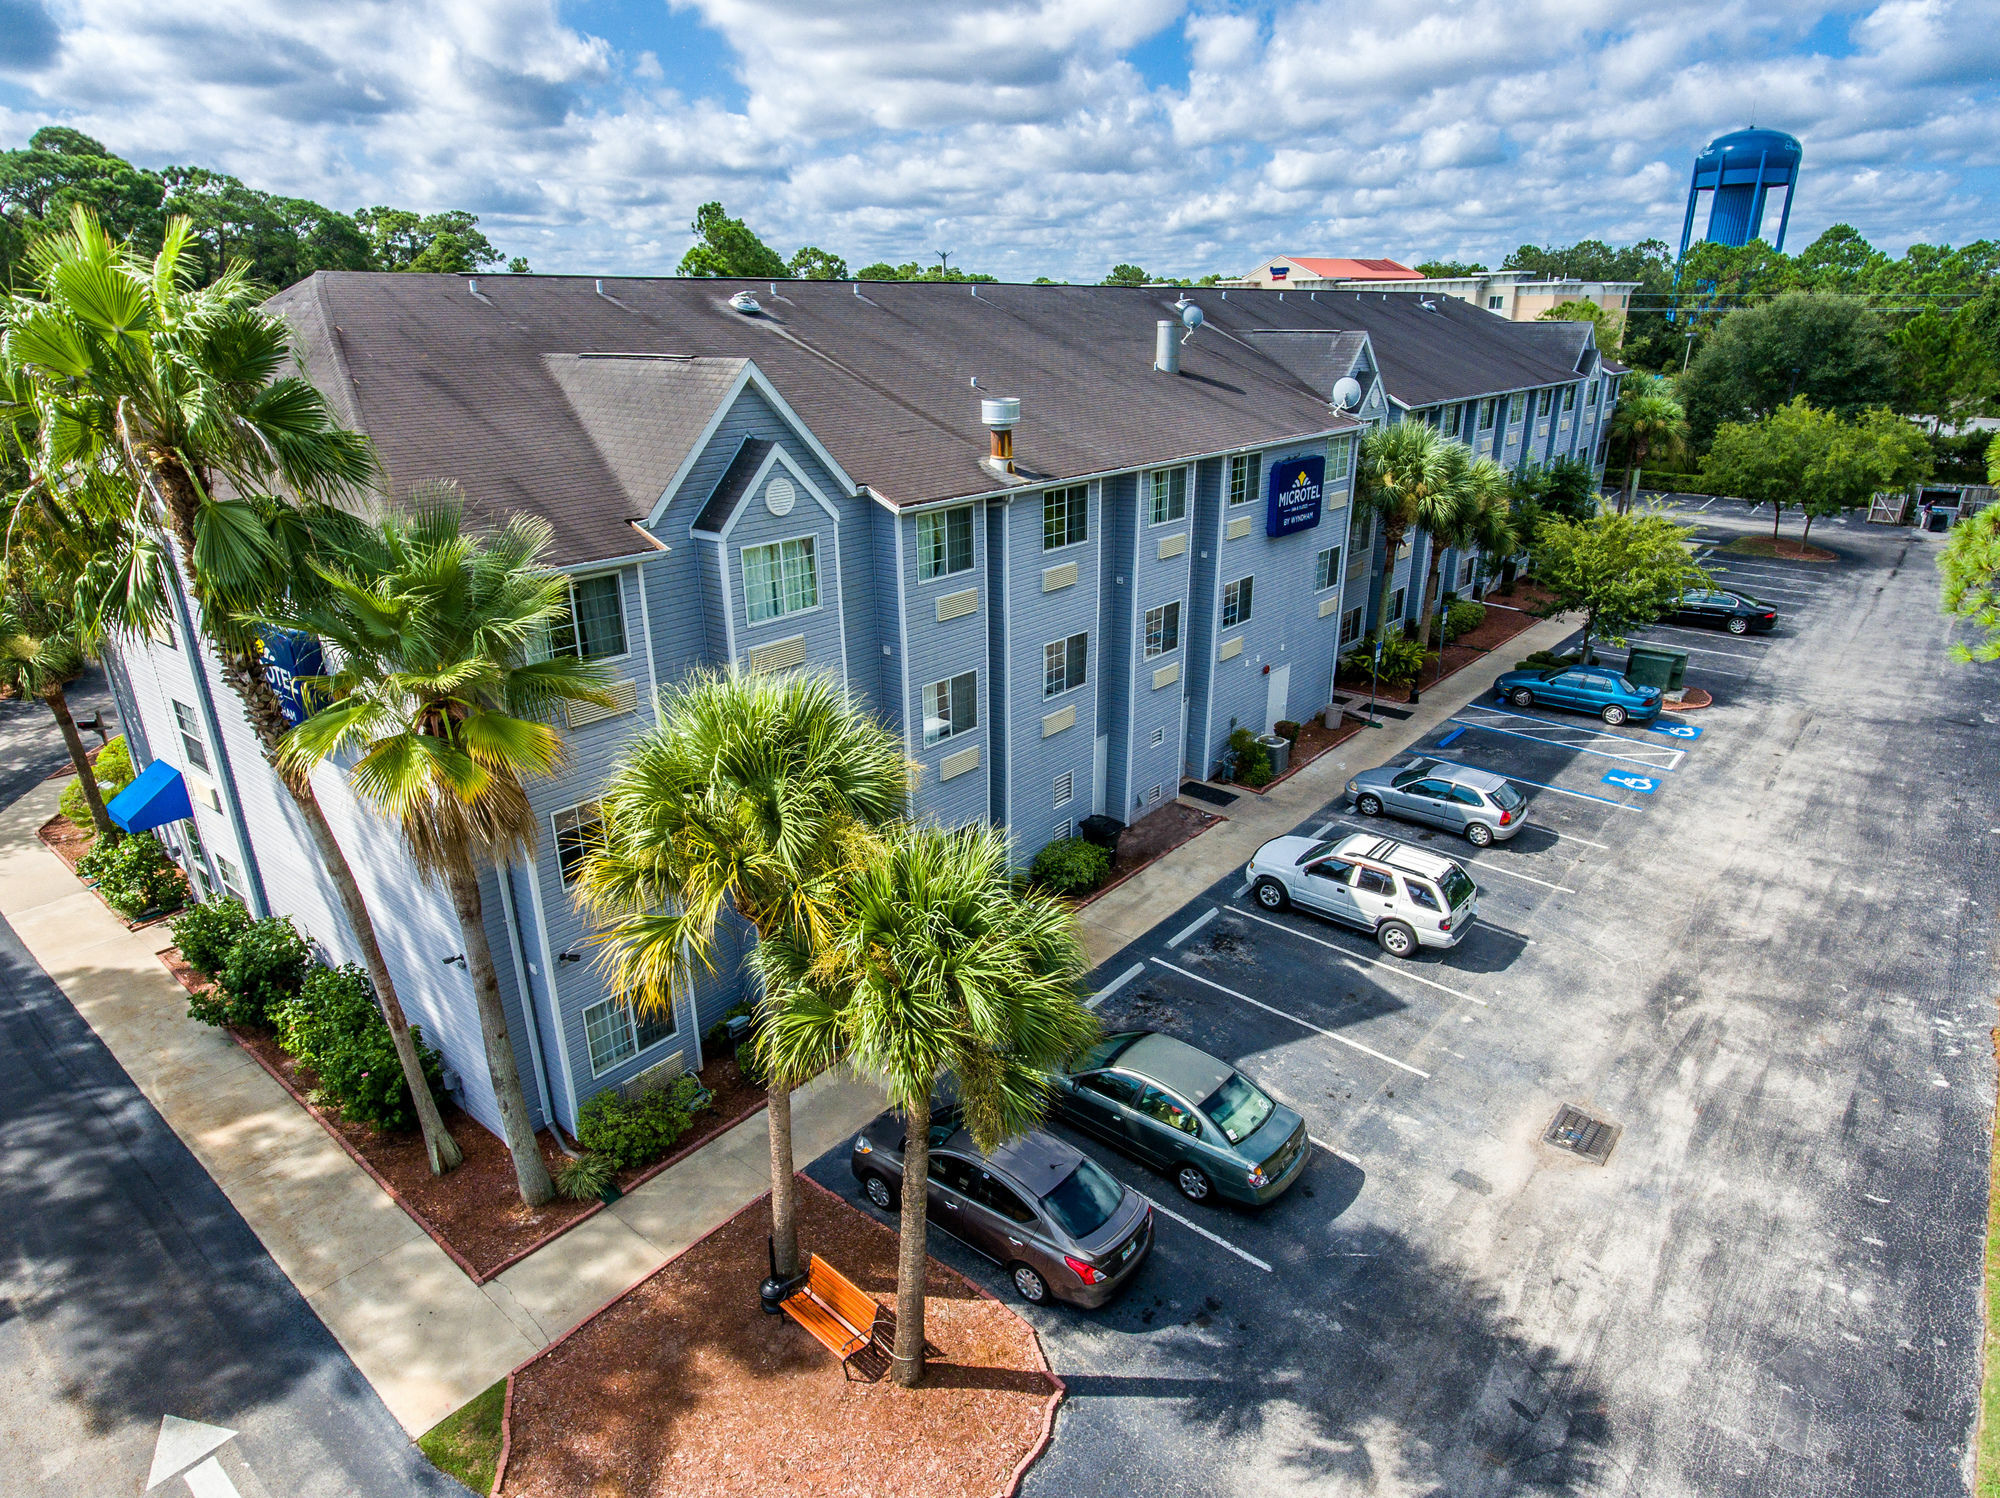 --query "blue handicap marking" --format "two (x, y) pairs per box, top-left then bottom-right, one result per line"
(1648, 720), (1702, 740)
(1602, 771), (1659, 794)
